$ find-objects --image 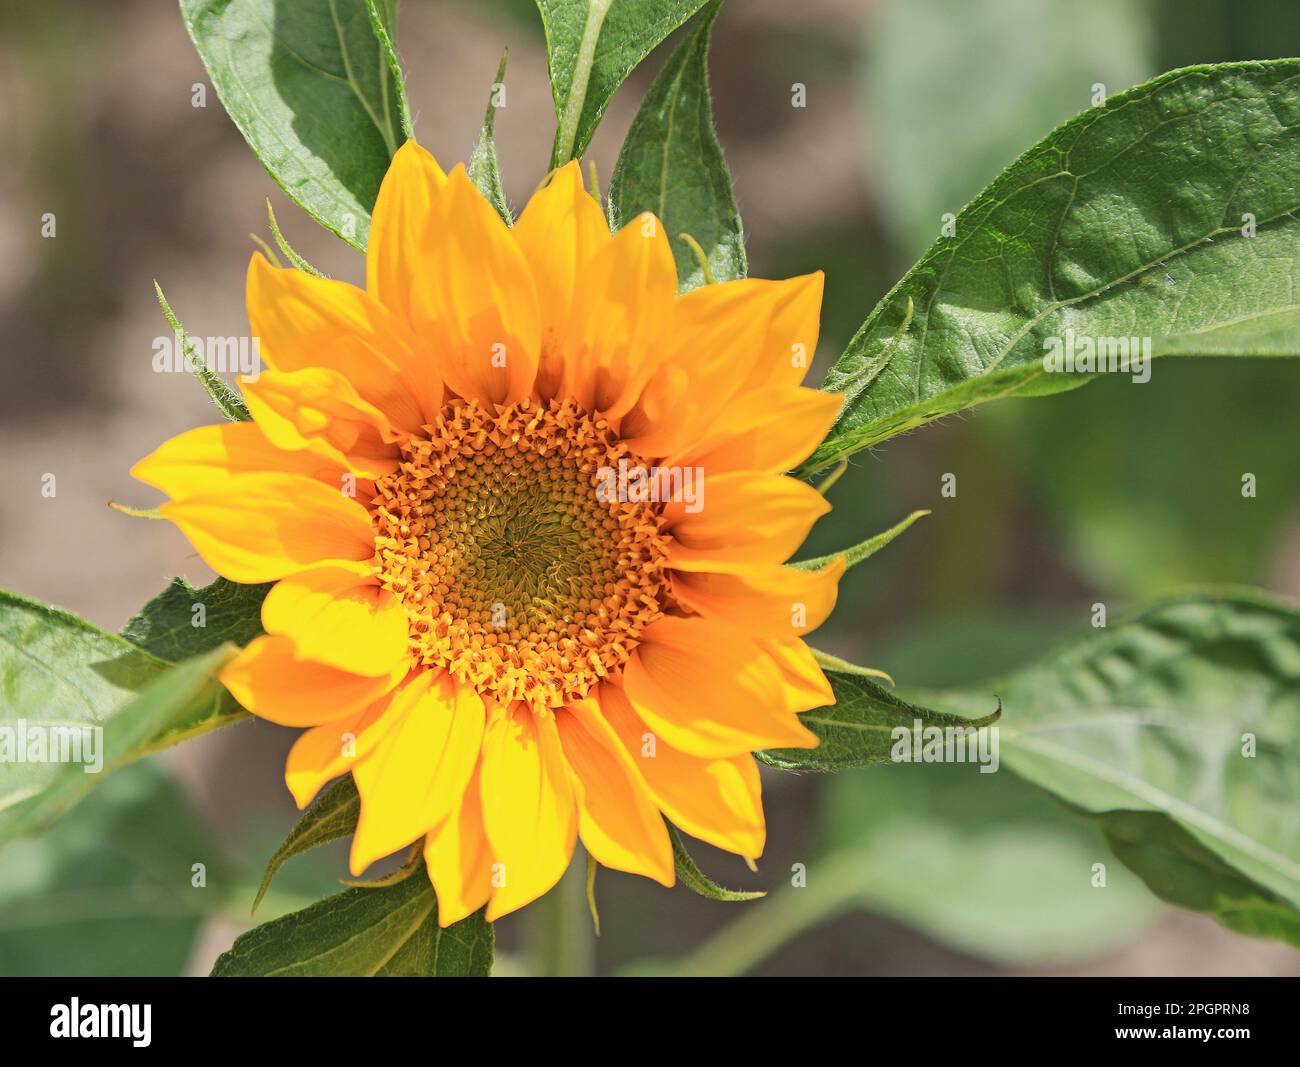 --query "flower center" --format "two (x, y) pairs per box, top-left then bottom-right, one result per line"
(371, 399), (670, 710)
